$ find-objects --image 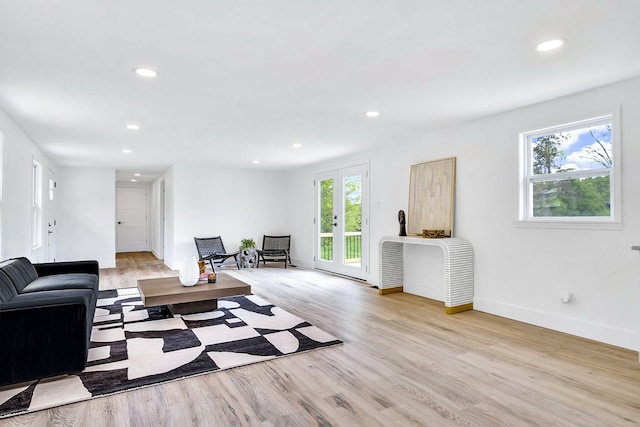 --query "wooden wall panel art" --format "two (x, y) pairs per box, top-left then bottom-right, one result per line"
(407, 157), (456, 236)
